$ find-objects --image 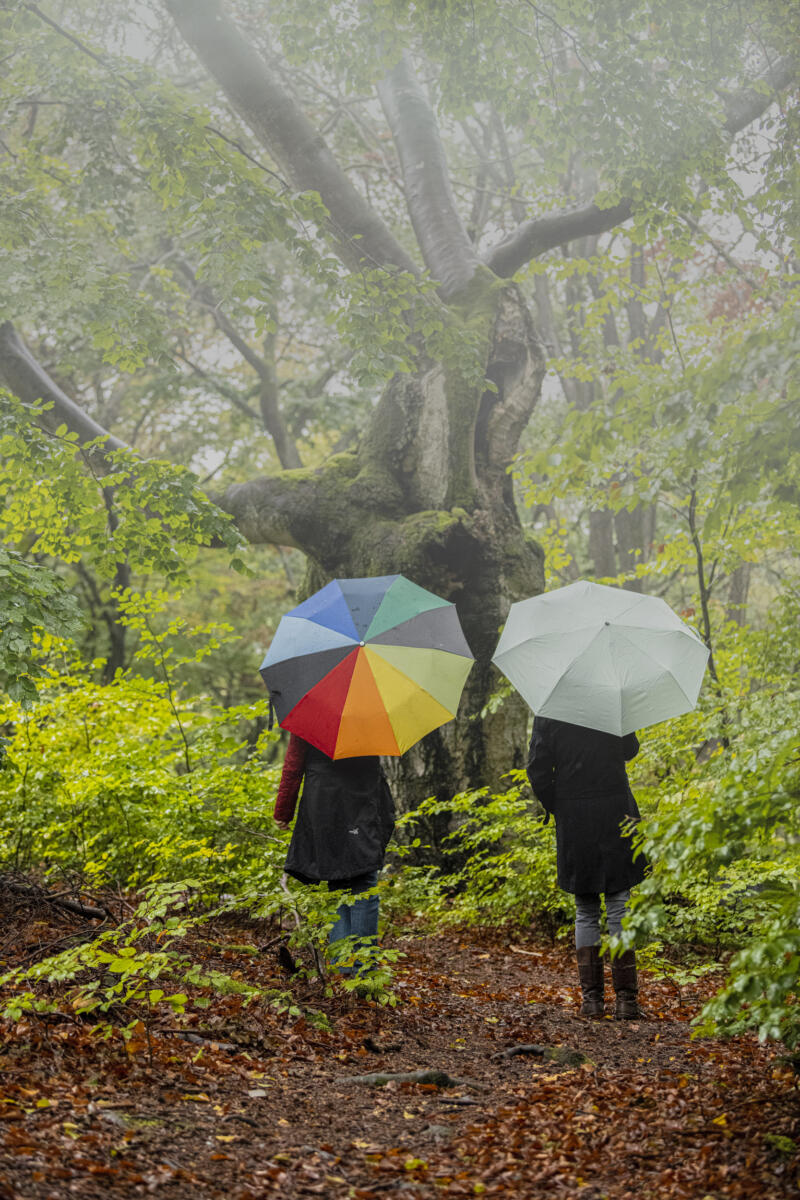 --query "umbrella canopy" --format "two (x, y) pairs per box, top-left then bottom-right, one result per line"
(260, 574), (474, 758)
(492, 580), (709, 736)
